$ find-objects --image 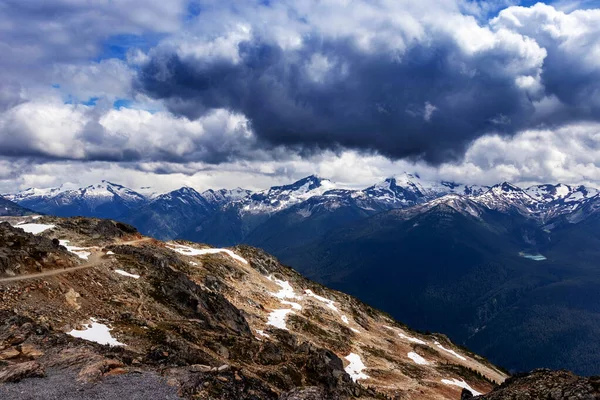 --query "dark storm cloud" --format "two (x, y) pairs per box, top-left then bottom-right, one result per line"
(2, 0), (600, 184)
(138, 35), (538, 164)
